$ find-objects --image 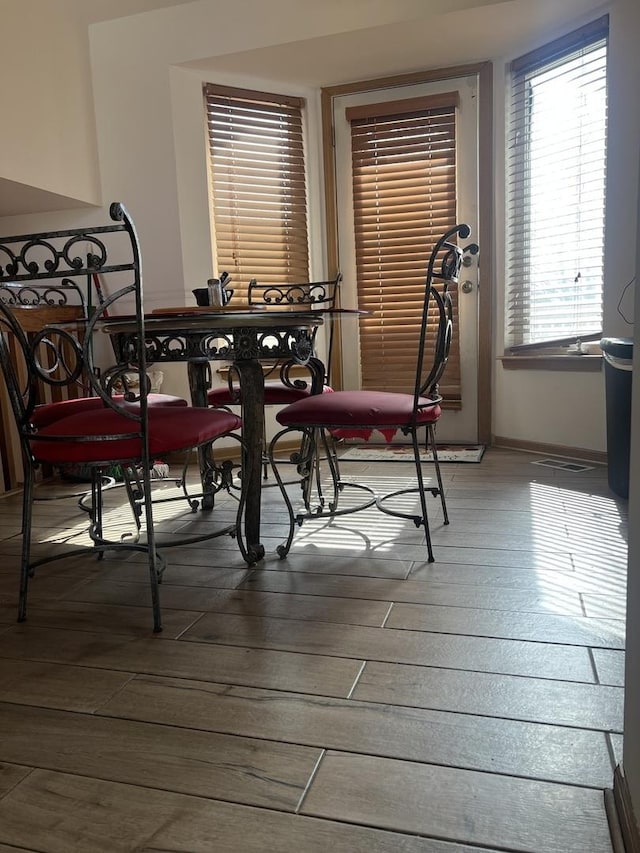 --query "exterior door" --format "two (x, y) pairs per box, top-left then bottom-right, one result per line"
(332, 75), (480, 443)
